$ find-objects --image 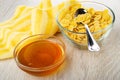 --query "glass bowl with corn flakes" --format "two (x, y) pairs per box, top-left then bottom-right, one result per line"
(56, 1), (115, 47)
